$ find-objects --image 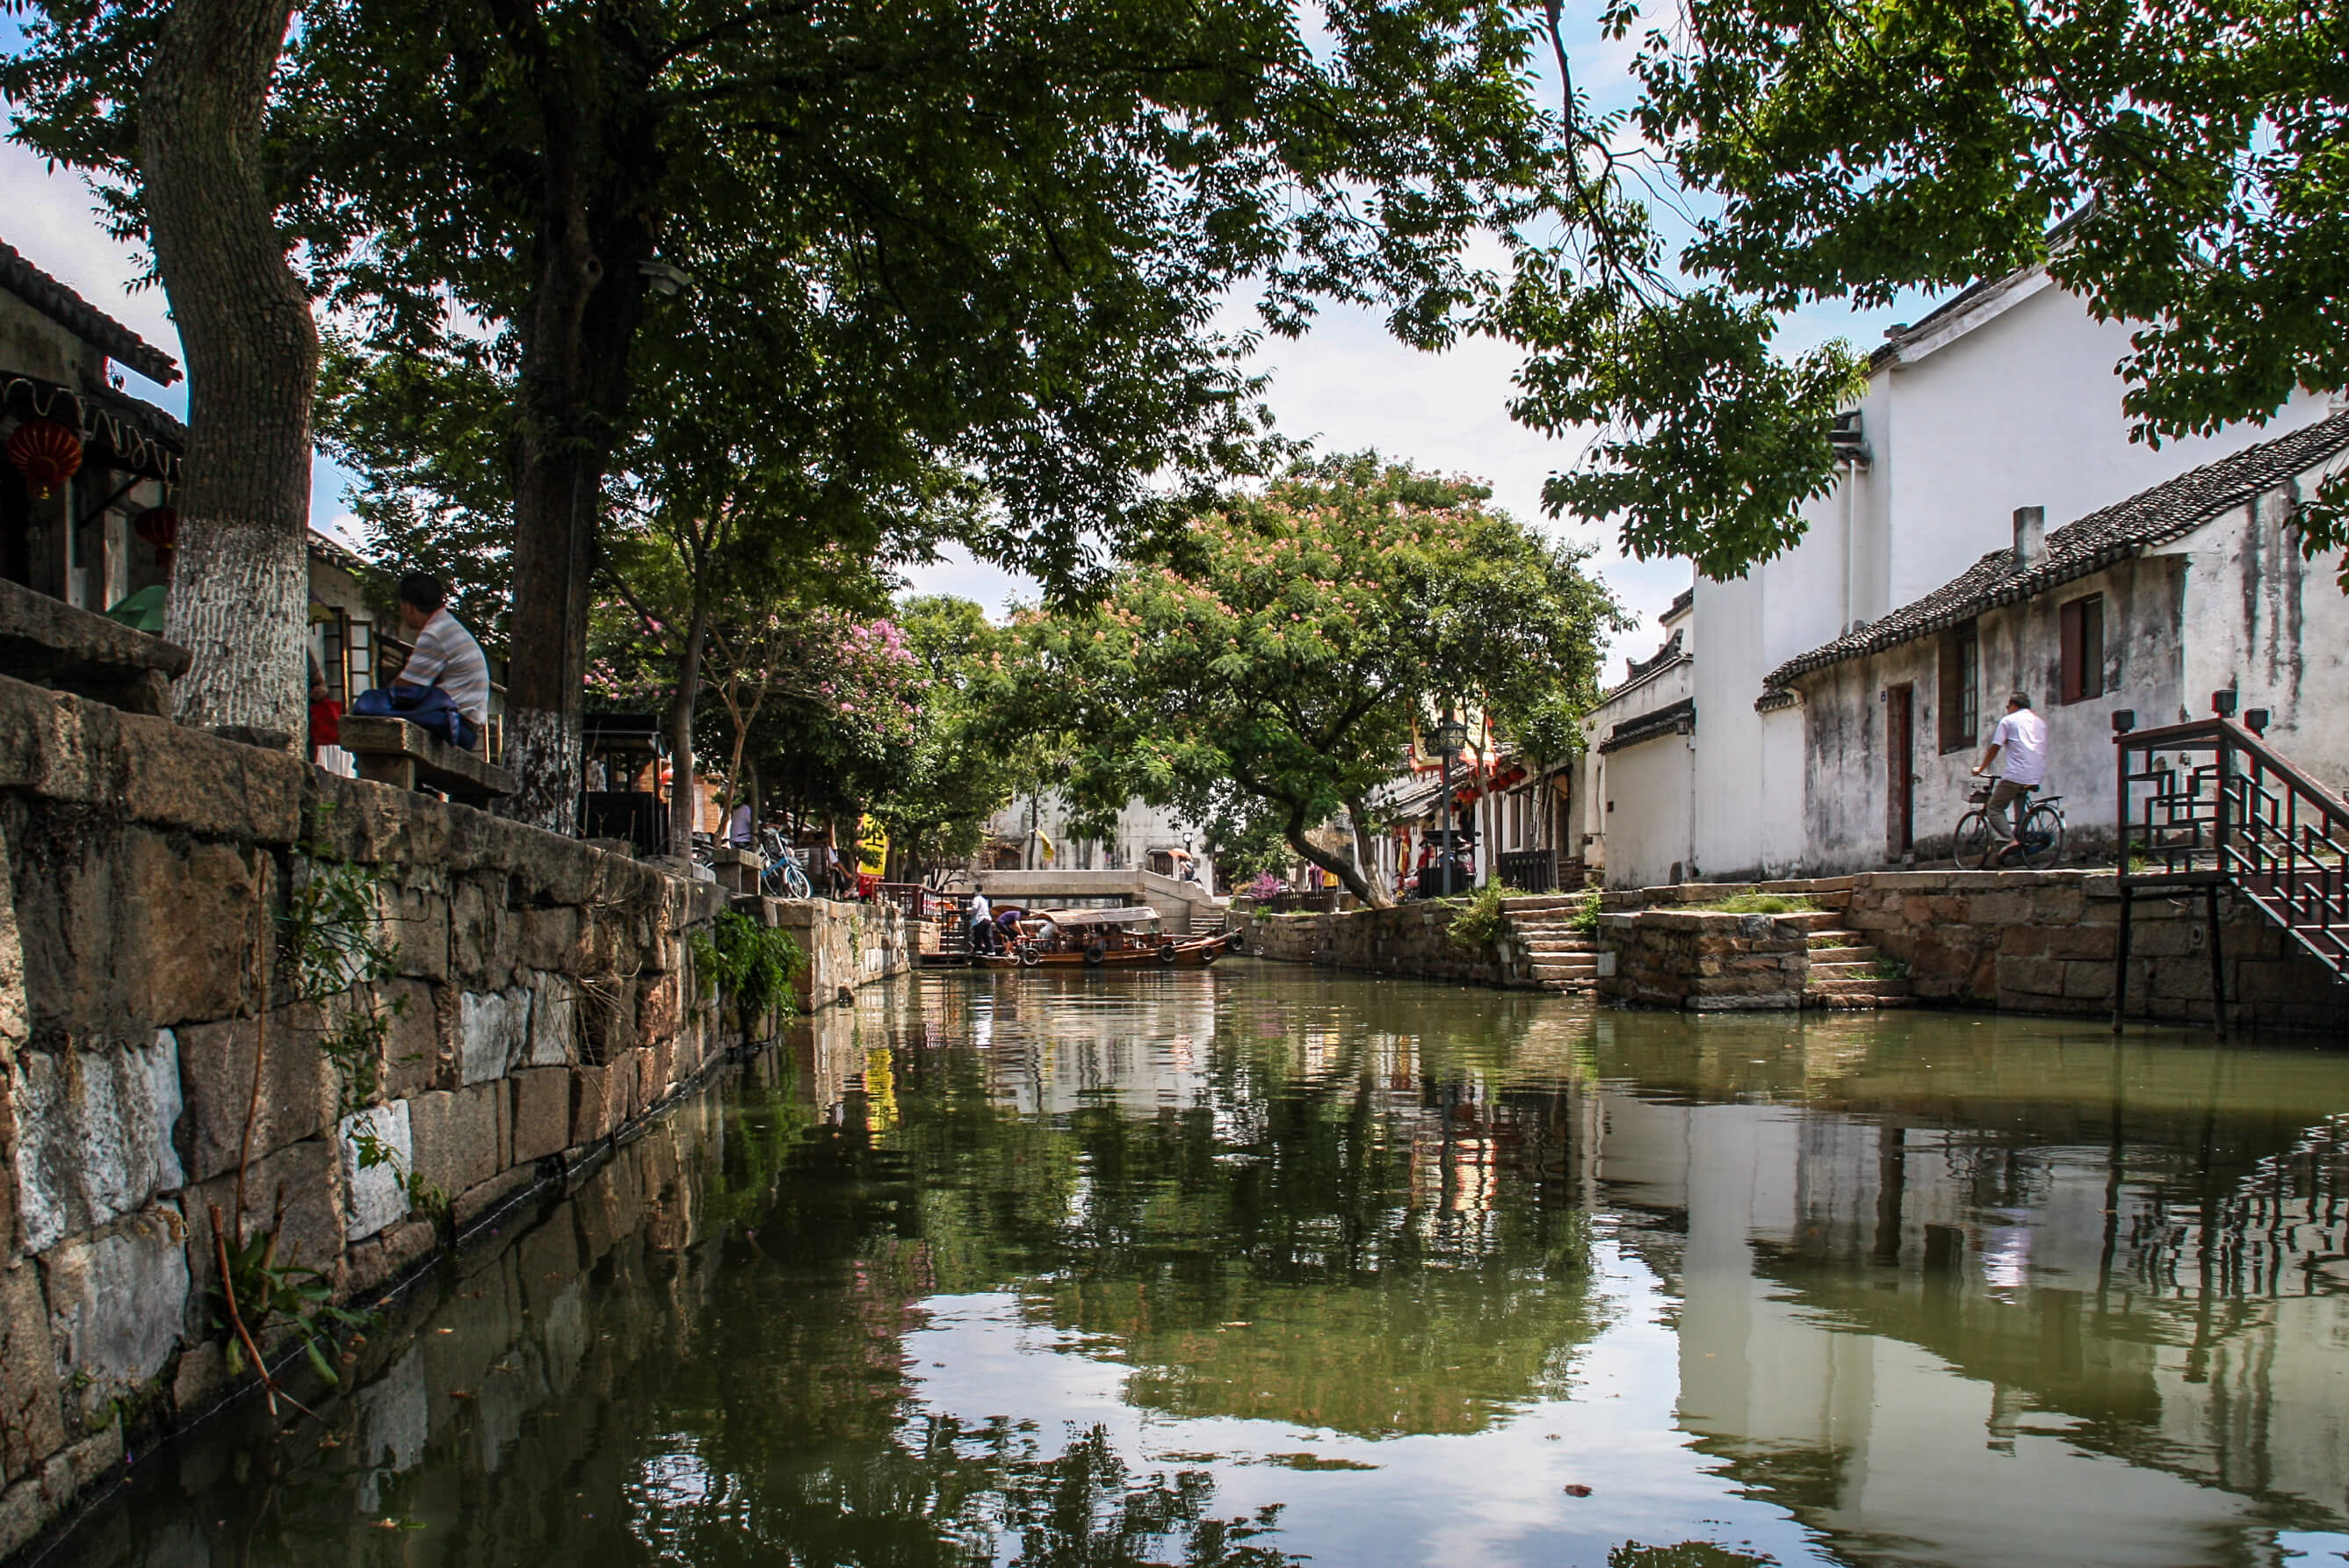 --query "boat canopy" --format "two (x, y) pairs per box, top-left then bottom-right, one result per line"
(1037, 905), (1162, 928)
